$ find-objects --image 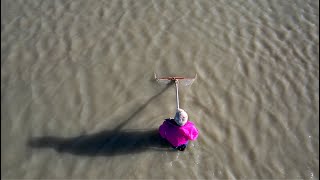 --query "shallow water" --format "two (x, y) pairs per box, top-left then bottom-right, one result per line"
(1, 0), (319, 179)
